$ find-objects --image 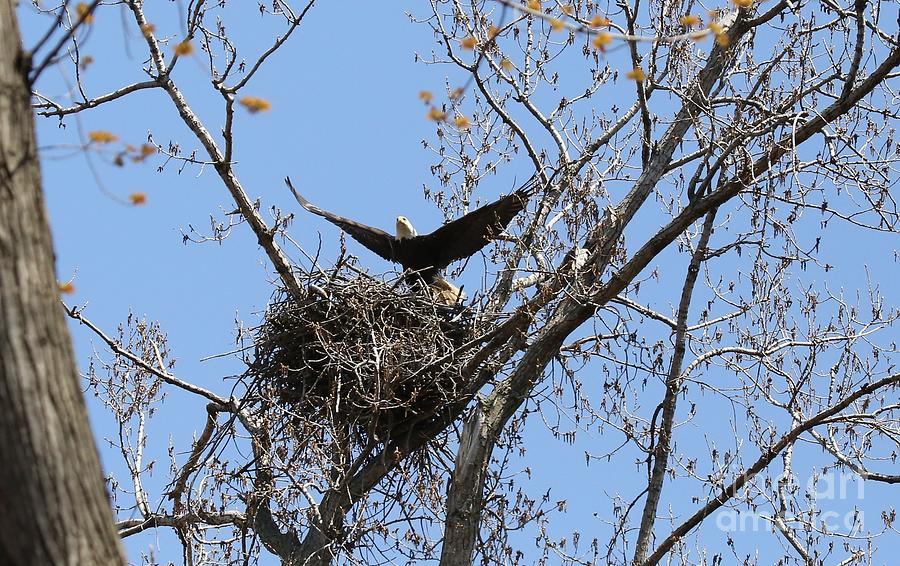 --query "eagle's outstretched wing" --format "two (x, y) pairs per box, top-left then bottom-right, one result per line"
(415, 186), (532, 270)
(286, 178), (400, 263)
(287, 177), (535, 283)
